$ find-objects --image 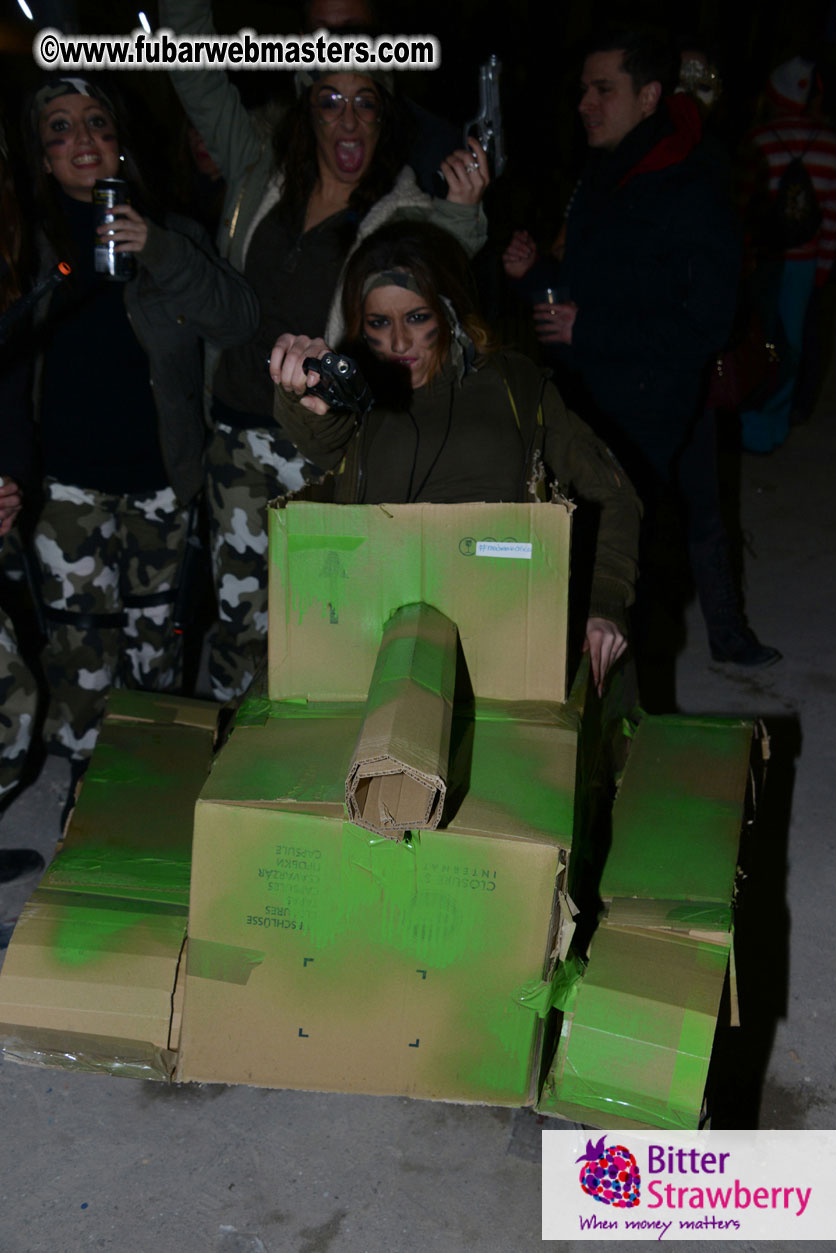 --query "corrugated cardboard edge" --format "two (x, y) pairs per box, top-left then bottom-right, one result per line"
(345, 603), (457, 838)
